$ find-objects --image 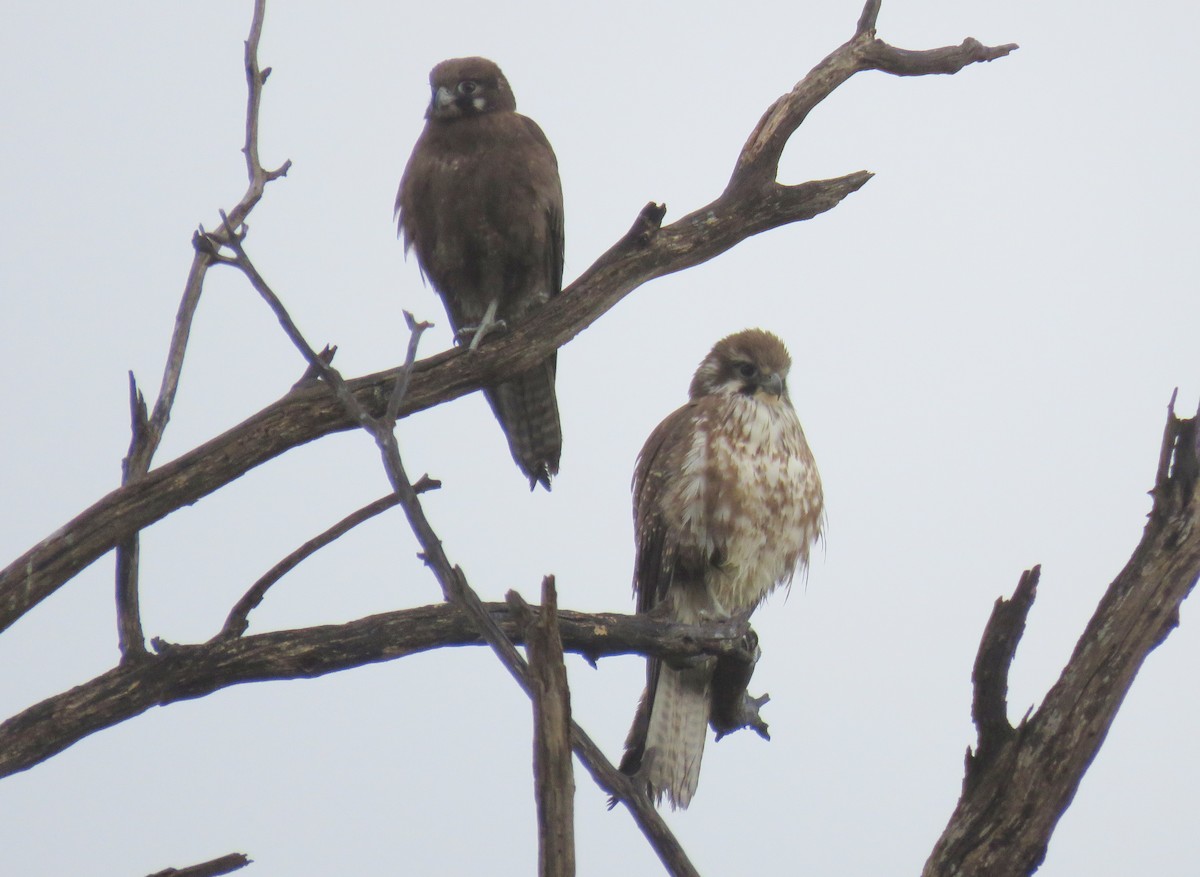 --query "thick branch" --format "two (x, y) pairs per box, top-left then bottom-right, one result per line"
(115, 374), (150, 659)
(860, 37), (1020, 78)
(0, 605), (756, 780)
(0, 19), (1016, 633)
(0, 172), (870, 635)
(924, 402), (1200, 876)
(146, 852), (251, 877)
(523, 579), (576, 877)
(966, 565), (1038, 781)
